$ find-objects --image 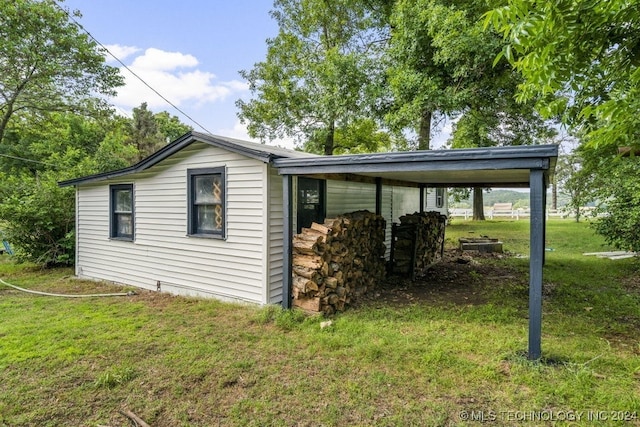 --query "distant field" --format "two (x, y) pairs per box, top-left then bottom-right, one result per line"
(1, 219), (639, 426)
